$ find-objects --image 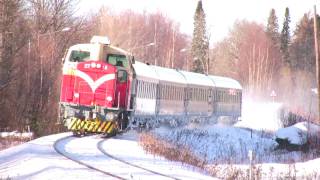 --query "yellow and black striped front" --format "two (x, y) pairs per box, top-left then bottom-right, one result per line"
(67, 118), (115, 134)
